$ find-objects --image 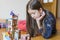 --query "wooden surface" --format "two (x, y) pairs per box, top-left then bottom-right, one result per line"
(0, 19), (60, 40)
(0, 28), (6, 40)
